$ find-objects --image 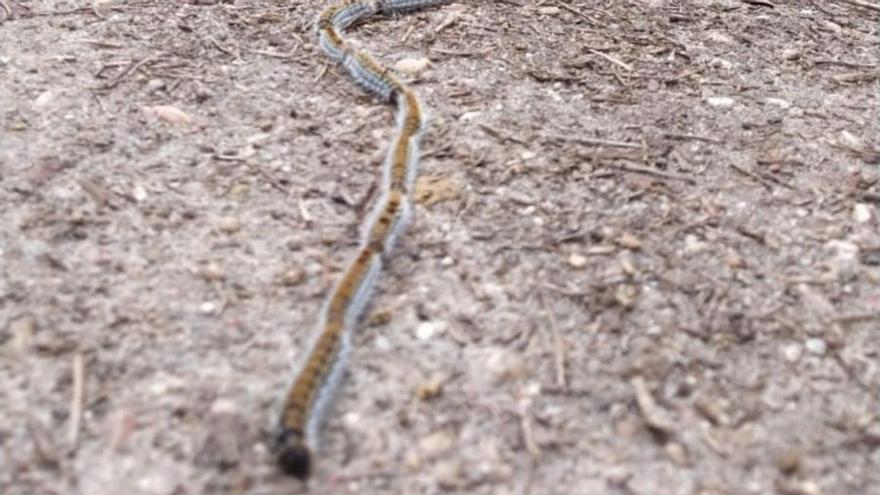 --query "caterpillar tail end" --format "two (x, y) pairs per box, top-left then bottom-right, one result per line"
(275, 430), (312, 480)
